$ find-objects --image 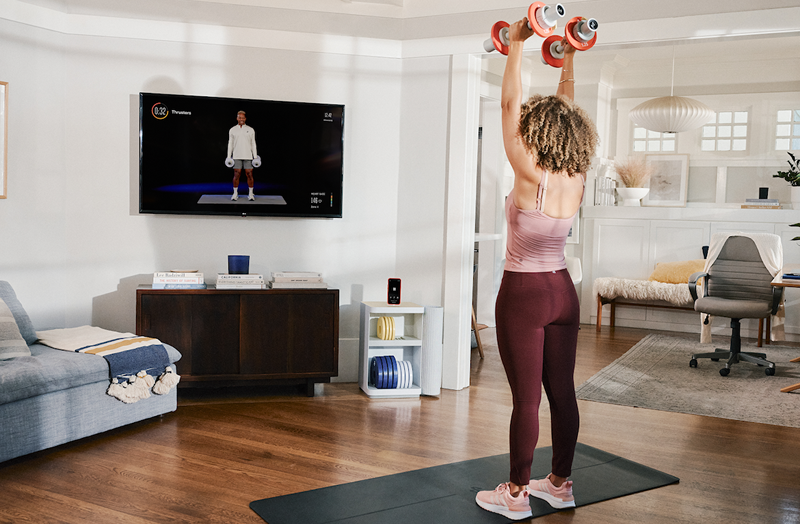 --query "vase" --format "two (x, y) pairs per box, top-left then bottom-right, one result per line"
(616, 187), (650, 207)
(792, 186), (800, 209)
